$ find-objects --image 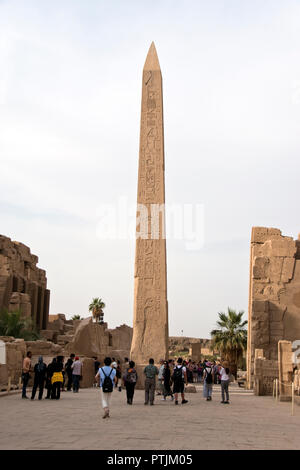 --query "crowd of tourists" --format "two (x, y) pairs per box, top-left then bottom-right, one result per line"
(96, 356), (231, 419)
(22, 352), (123, 401)
(22, 352), (231, 419)
(21, 351), (86, 400)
